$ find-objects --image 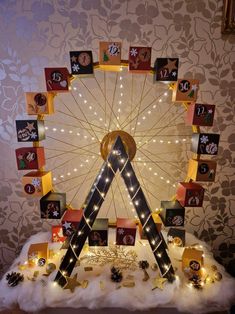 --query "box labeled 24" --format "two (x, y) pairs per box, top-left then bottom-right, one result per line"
(154, 58), (178, 82)
(25, 92), (54, 115)
(22, 171), (52, 197)
(62, 209), (83, 236)
(191, 133), (220, 155)
(188, 159), (217, 182)
(186, 103), (215, 126)
(159, 201), (185, 227)
(176, 182), (204, 207)
(172, 79), (199, 102)
(40, 192), (66, 219)
(70, 51), (93, 75)
(116, 218), (136, 246)
(129, 47), (151, 73)
(44, 67), (70, 92)
(16, 120), (45, 142)
(88, 218), (108, 246)
(15, 147), (45, 170)
(182, 248), (204, 277)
